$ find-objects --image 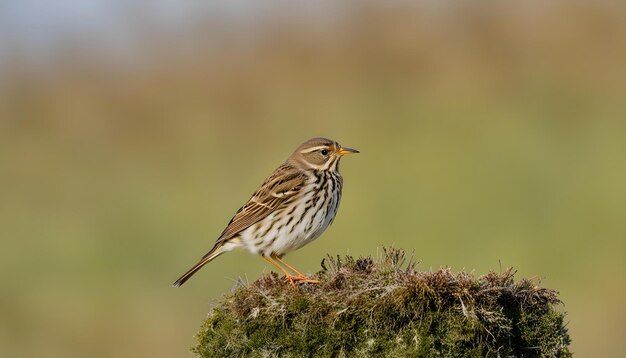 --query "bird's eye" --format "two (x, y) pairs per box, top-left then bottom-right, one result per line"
(321, 149), (329, 156)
